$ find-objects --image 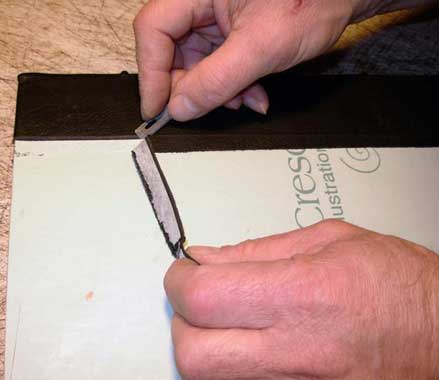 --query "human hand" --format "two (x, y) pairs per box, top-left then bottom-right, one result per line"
(165, 220), (439, 379)
(133, 0), (428, 121)
(133, 0), (353, 121)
